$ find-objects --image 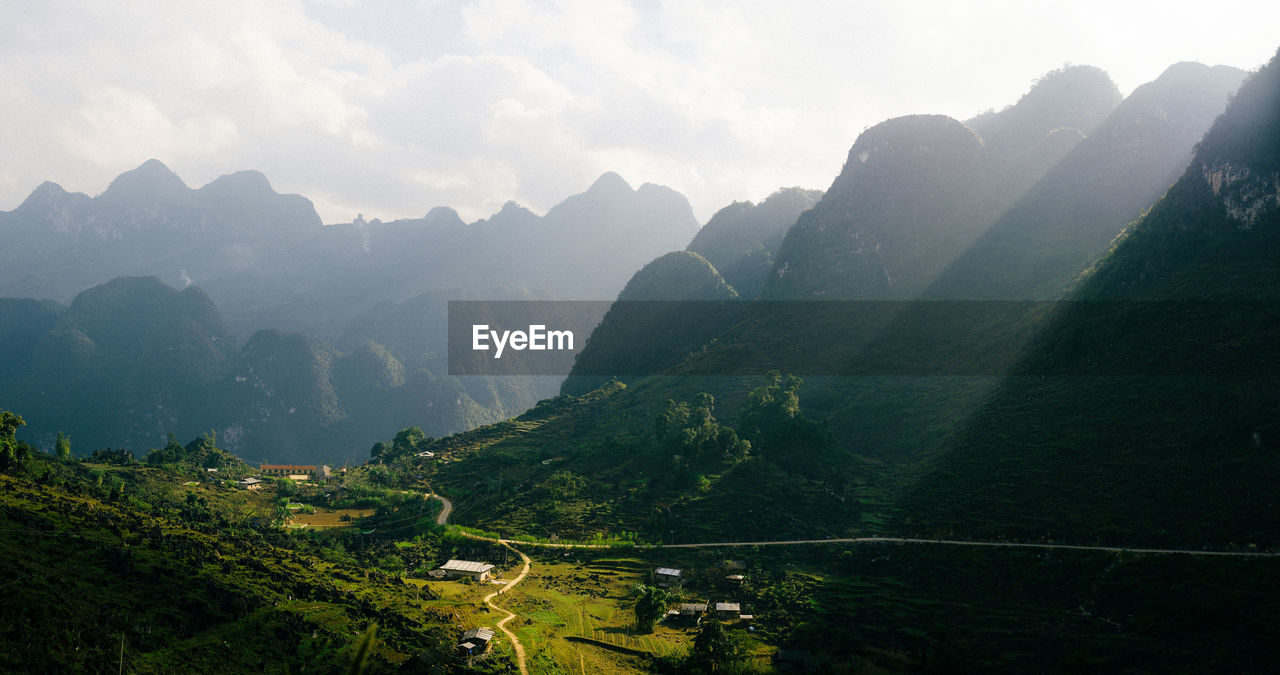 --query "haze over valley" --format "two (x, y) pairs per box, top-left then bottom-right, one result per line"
(3, 3), (1280, 672)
